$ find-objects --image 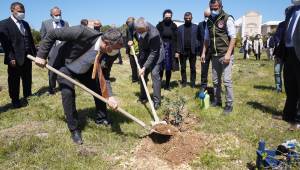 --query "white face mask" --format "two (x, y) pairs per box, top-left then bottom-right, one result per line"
(53, 15), (62, 22)
(292, 0), (300, 5)
(107, 49), (120, 56)
(14, 12), (25, 20)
